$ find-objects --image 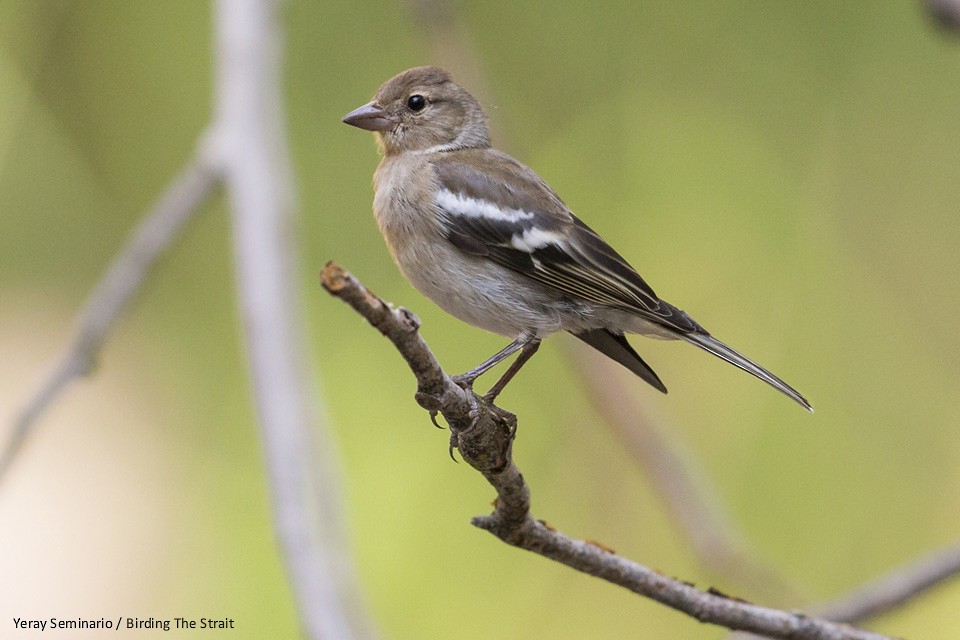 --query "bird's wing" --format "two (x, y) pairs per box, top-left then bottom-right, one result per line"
(432, 149), (813, 410)
(431, 149), (702, 334)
